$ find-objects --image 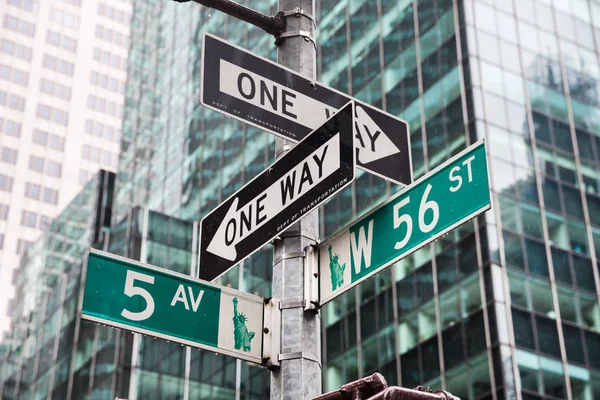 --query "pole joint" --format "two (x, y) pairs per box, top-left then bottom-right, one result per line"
(278, 351), (321, 366)
(279, 300), (305, 309)
(275, 30), (316, 48)
(280, 7), (316, 27)
(273, 250), (306, 265)
(274, 7), (316, 47)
